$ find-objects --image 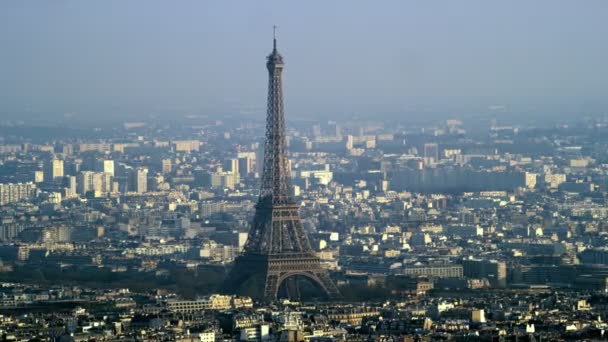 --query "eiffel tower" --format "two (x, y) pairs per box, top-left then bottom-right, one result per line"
(224, 29), (340, 302)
